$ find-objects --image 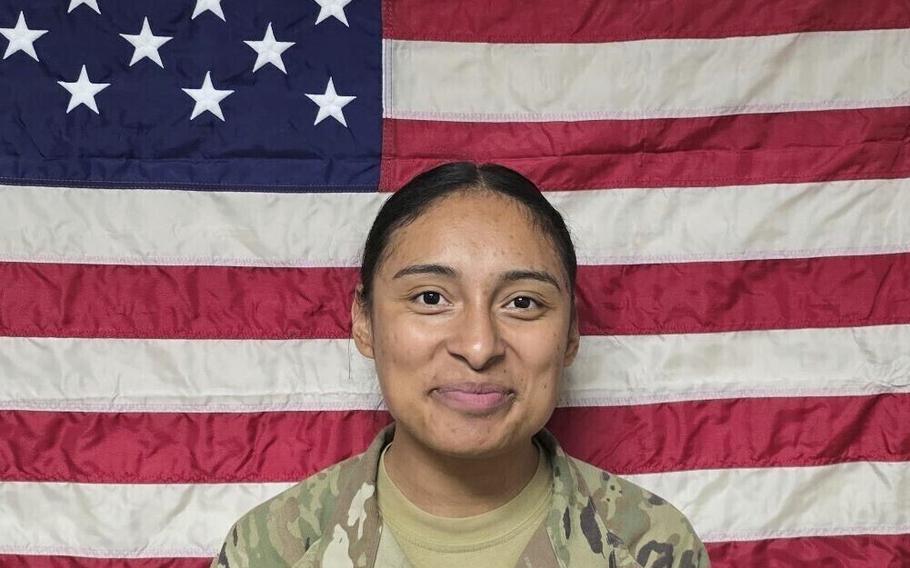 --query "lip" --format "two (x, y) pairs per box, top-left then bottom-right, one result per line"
(431, 382), (515, 415)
